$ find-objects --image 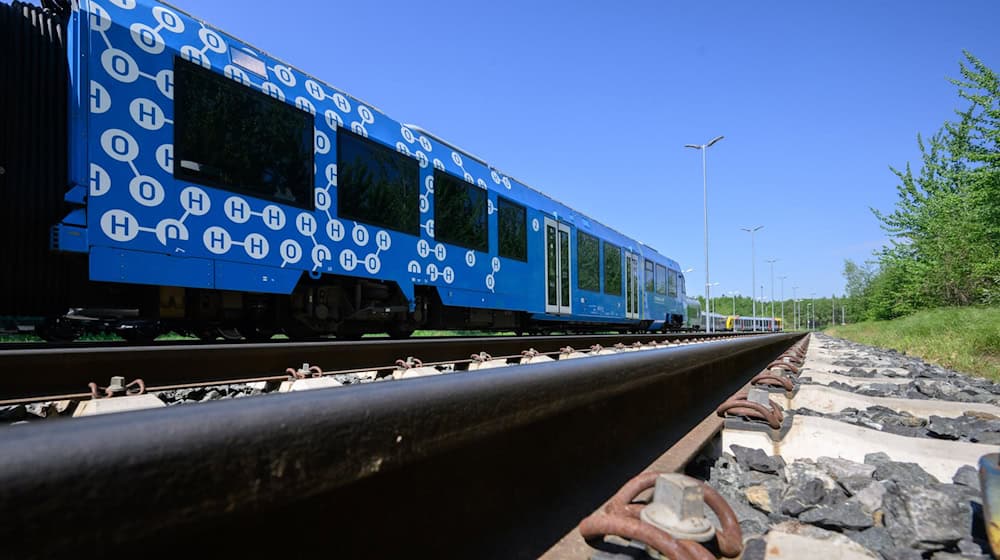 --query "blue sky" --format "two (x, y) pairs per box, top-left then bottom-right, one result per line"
(153, 1), (999, 302)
